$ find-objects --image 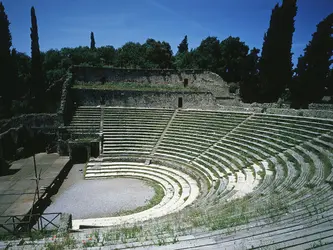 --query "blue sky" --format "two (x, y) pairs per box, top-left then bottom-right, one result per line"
(2, 0), (333, 65)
